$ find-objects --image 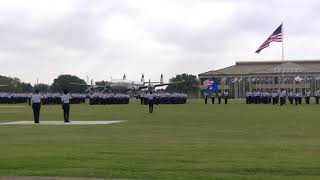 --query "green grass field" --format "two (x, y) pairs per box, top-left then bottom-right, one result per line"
(0, 100), (319, 180)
